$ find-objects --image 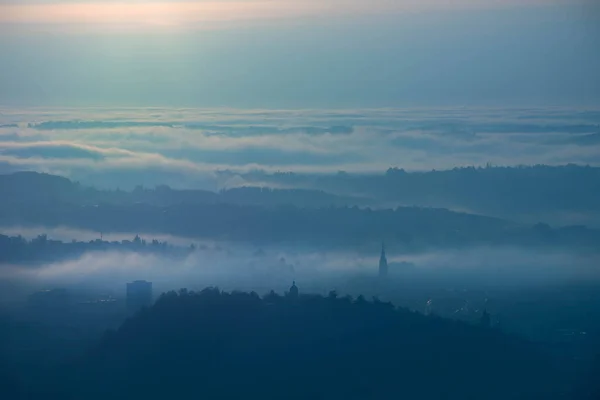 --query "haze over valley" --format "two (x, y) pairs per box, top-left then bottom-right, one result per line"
(1, 1), (600, 398)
